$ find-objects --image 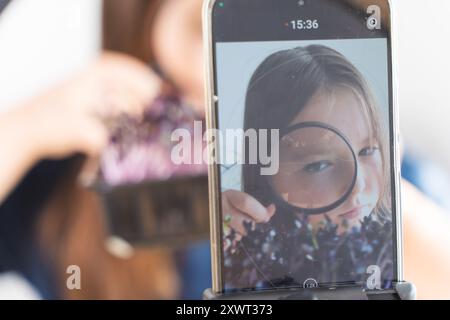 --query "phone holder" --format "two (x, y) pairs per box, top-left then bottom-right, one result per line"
(203, 282), (416, 300)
